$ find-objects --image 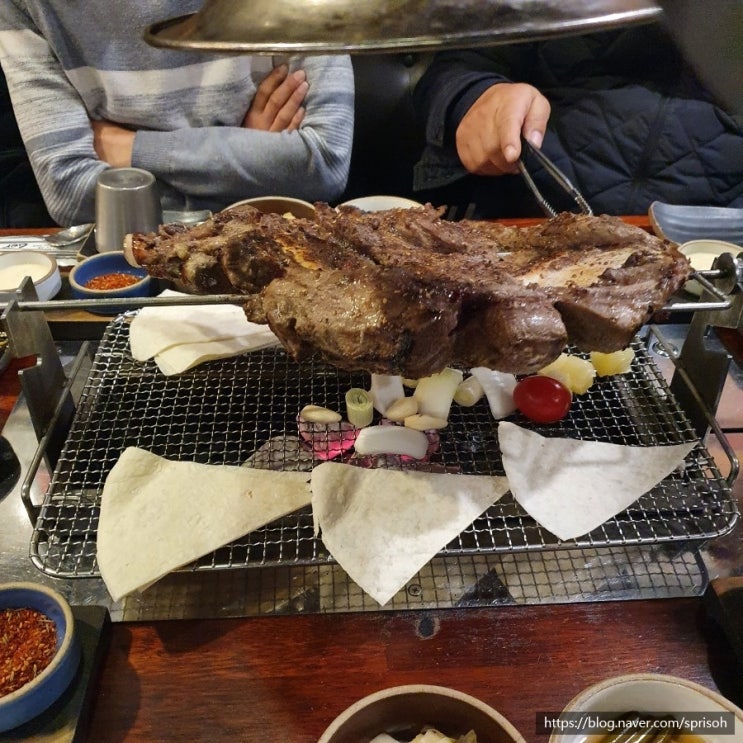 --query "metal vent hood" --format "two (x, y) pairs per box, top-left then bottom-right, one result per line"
(144, 0), (663, 55)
